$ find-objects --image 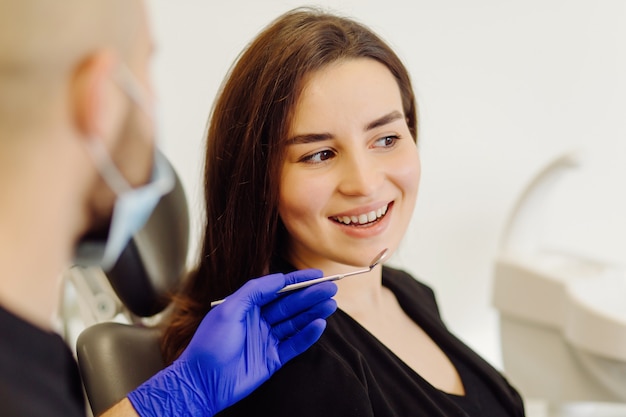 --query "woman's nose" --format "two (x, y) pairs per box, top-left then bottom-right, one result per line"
(336, 153), (383, 197)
